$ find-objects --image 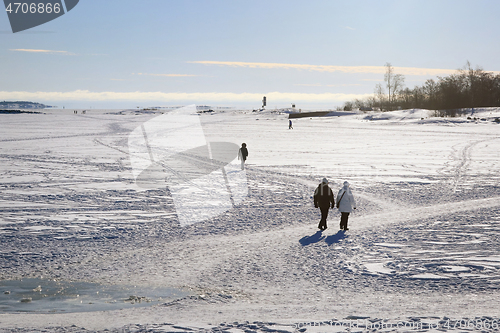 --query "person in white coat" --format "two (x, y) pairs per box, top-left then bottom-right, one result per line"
(336, 181), (356, 231)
